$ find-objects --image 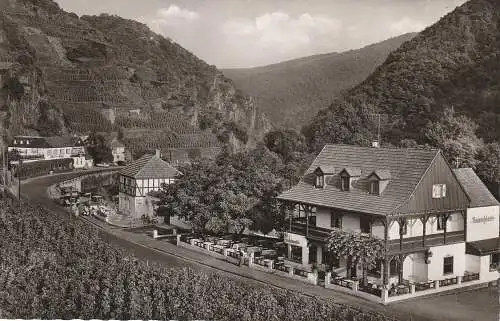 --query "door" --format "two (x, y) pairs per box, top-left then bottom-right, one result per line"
(309, 244), (317, 264)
